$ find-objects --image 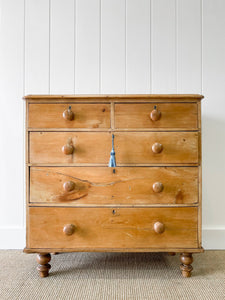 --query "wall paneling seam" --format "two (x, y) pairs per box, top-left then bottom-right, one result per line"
(125, 0), (127, 93)
(47, 0), (51, 93)
(201, 0), (203, 94)
(175, 0), (178, 93)
(74, 0), (76, 94)
(99, 0), (102, 94)
(23, 0), (26, 228)
(150, 0), (152, 93)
